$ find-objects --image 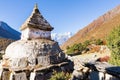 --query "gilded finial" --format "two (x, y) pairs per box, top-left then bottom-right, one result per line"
(34, 3), (38, 9)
